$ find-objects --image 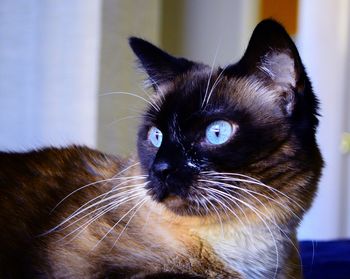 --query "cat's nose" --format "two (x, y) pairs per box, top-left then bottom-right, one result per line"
(152, 161), (173, 180)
